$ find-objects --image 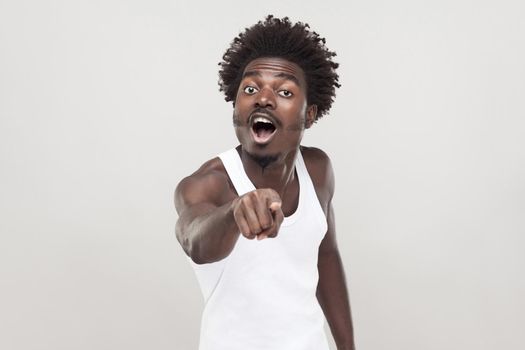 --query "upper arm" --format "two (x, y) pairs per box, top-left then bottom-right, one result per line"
(319, 200), (338, 255)
(301, 147), (338, 255)
(174, 160), (235, 239)
(175, 171), (227, 216)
